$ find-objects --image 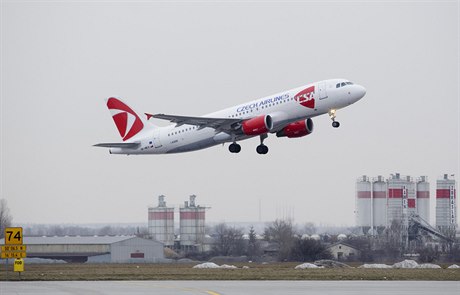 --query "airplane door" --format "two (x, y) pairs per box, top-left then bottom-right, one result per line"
(153, 129), (162, 148)
(318, 82), (327, 99)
